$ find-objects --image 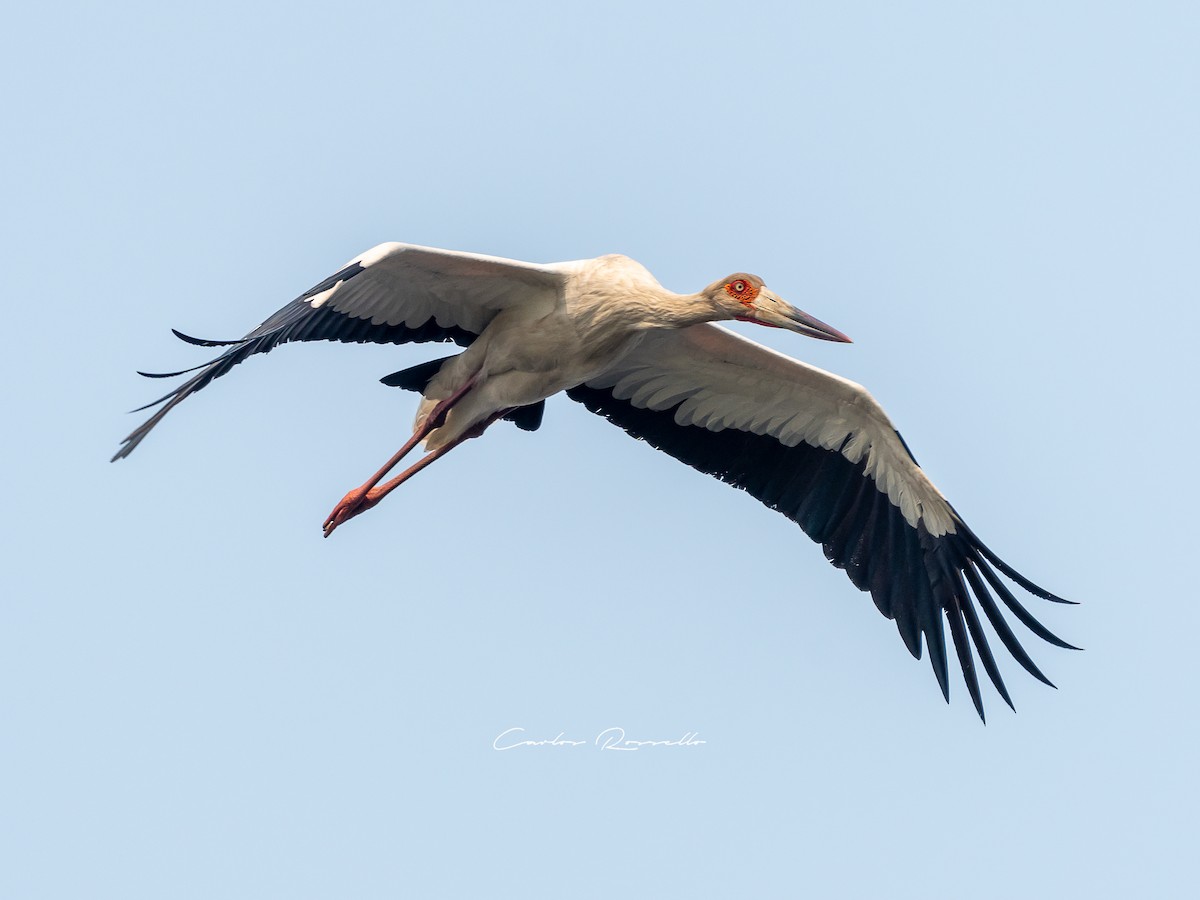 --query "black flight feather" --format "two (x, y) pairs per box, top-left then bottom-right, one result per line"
(567, 382), (1074, 721)
(953, 563), (1014, 711)
(963, 561), (1056, 688)
(114, 278), (478, 461)
(171, 328), (248, 347)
